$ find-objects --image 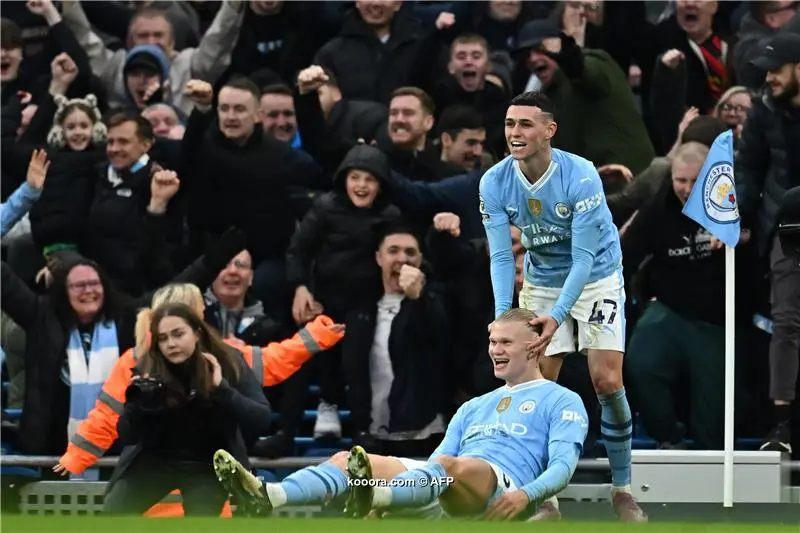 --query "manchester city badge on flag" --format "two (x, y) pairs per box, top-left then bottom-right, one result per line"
(496, 397), (512, 413)
(528, 198), (542, 216)
(682, 130), (741, 248)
